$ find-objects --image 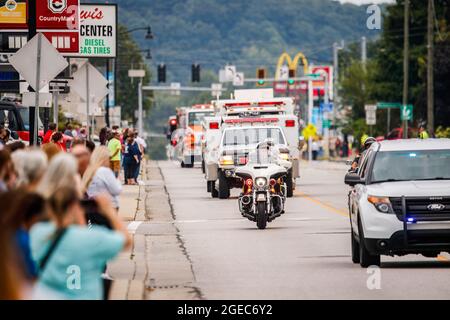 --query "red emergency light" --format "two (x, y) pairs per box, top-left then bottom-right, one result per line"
(209, 122), (220, 129)
(224, 118), (279, 124)
(258, 101), (284, 106)
(224, 102), (252, 108)
(170, 119), (177, 126)
(285, 120), (296, 127)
